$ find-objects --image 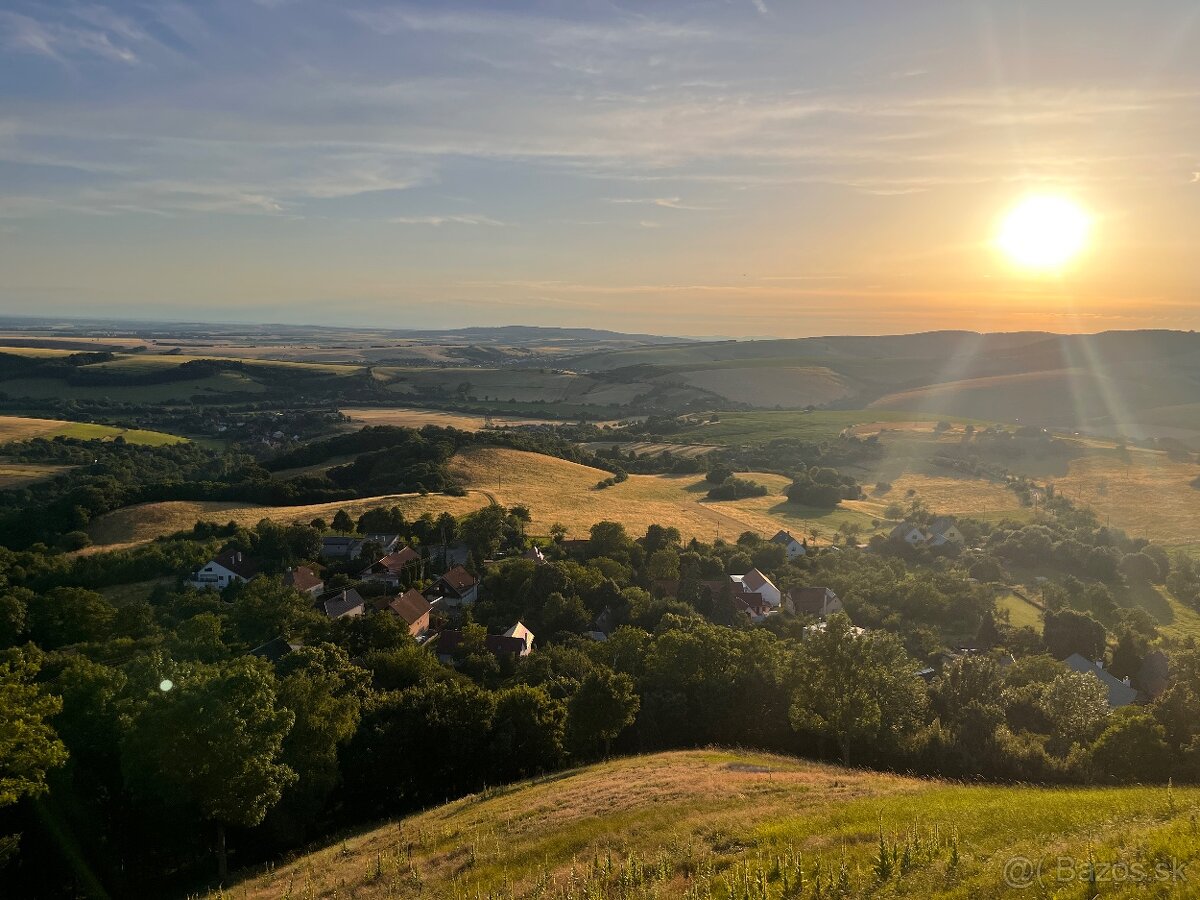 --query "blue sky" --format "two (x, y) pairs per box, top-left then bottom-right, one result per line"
(1, 1), (1198, 335)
